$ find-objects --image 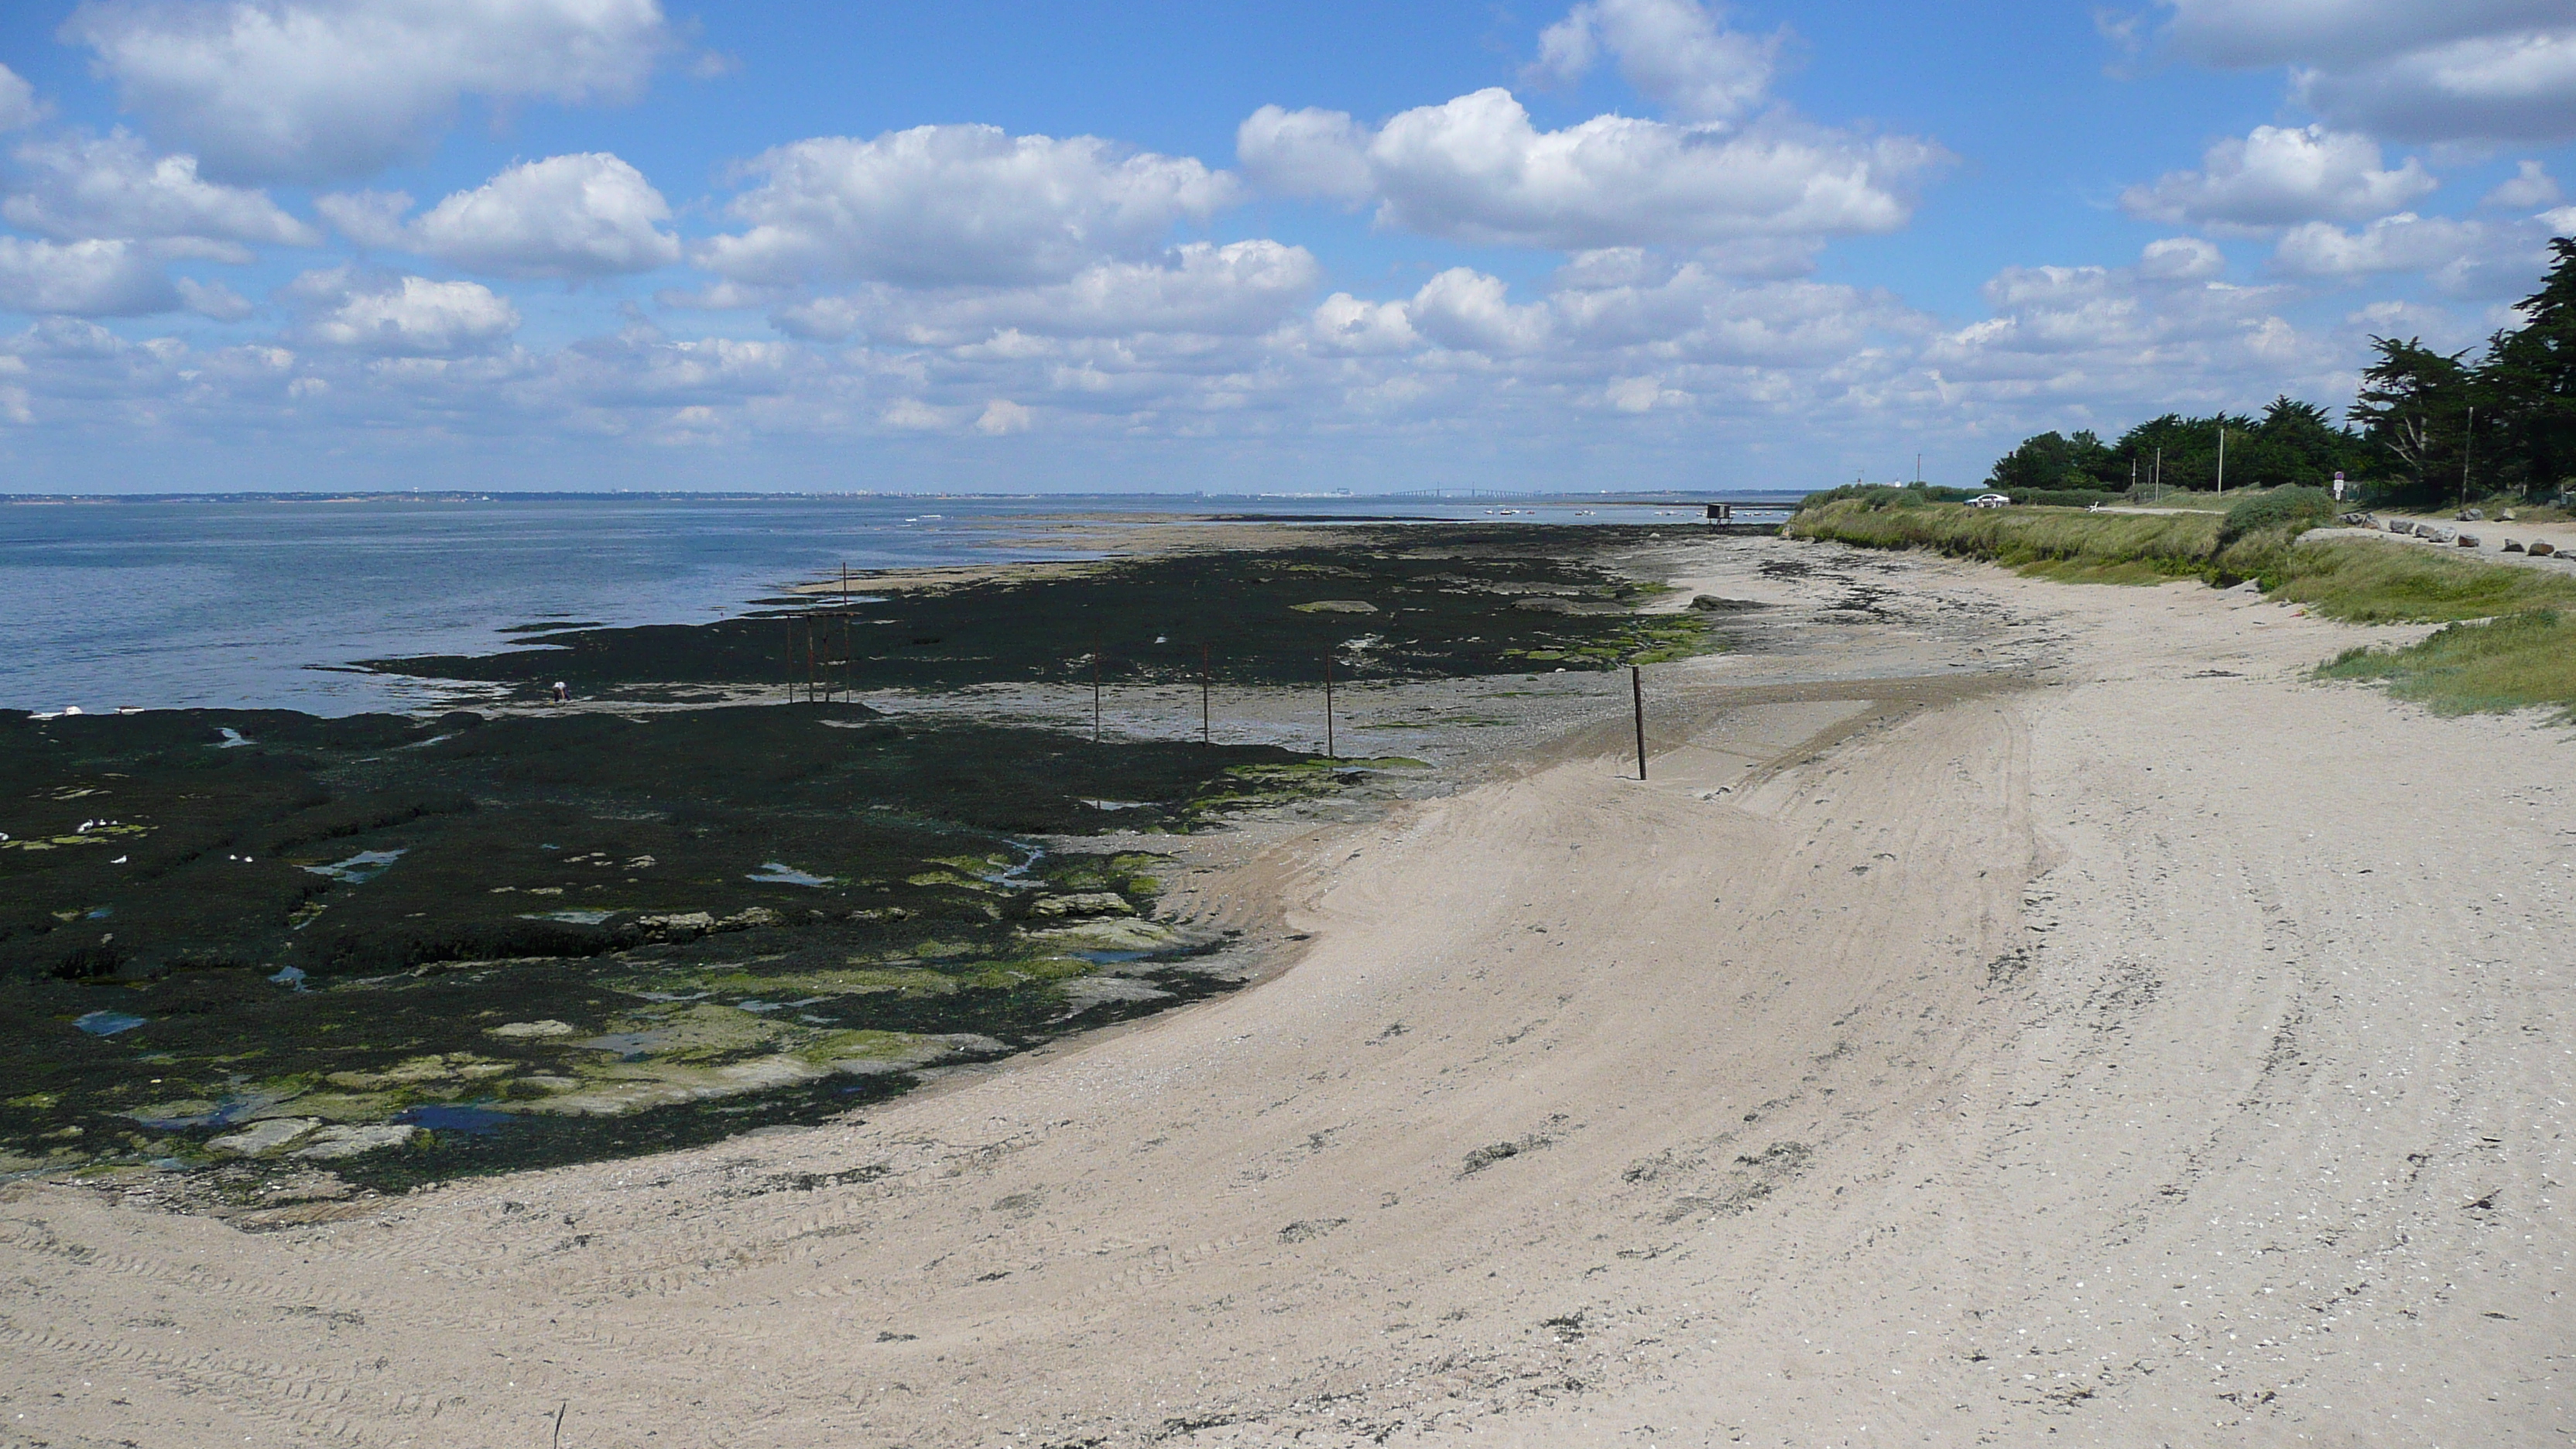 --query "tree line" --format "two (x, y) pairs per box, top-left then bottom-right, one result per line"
(1985, 236), (2576, 507)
